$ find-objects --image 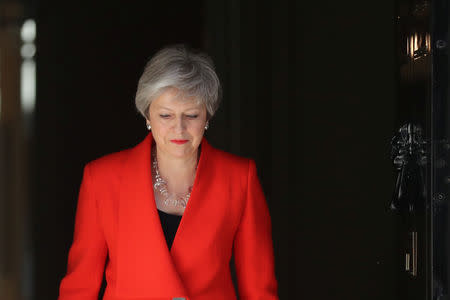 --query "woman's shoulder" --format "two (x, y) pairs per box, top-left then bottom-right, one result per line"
(83, 143), (138, 177)
(85, 134), (152, 170)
